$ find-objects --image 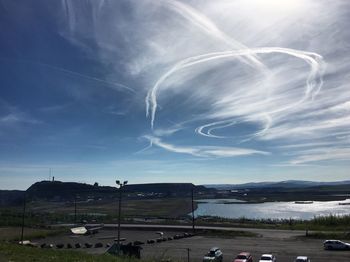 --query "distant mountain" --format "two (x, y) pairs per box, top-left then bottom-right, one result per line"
(203, 180), (350, 190)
